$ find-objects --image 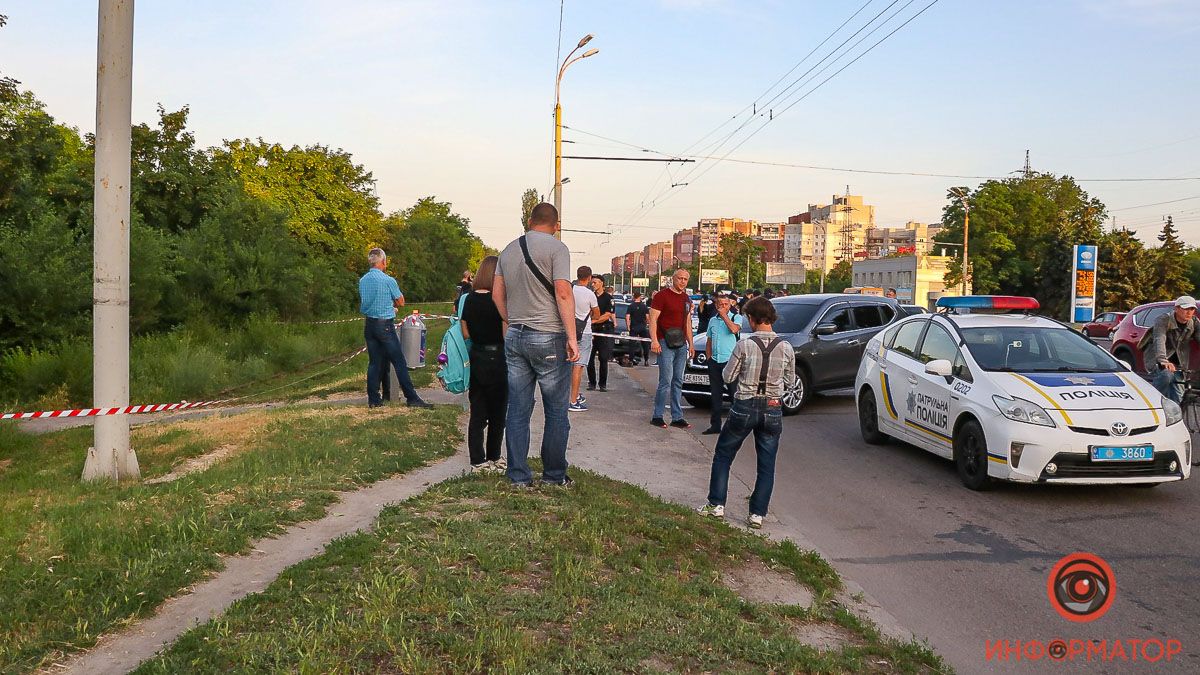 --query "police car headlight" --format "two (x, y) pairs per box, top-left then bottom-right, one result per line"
(992, 395), (1056, 428)
(1163, 397), (1183, 426)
